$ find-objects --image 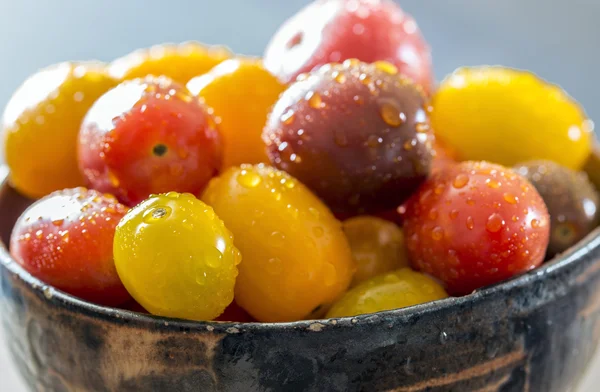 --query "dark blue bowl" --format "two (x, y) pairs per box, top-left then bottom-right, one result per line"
(2, 165), (600, 392)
